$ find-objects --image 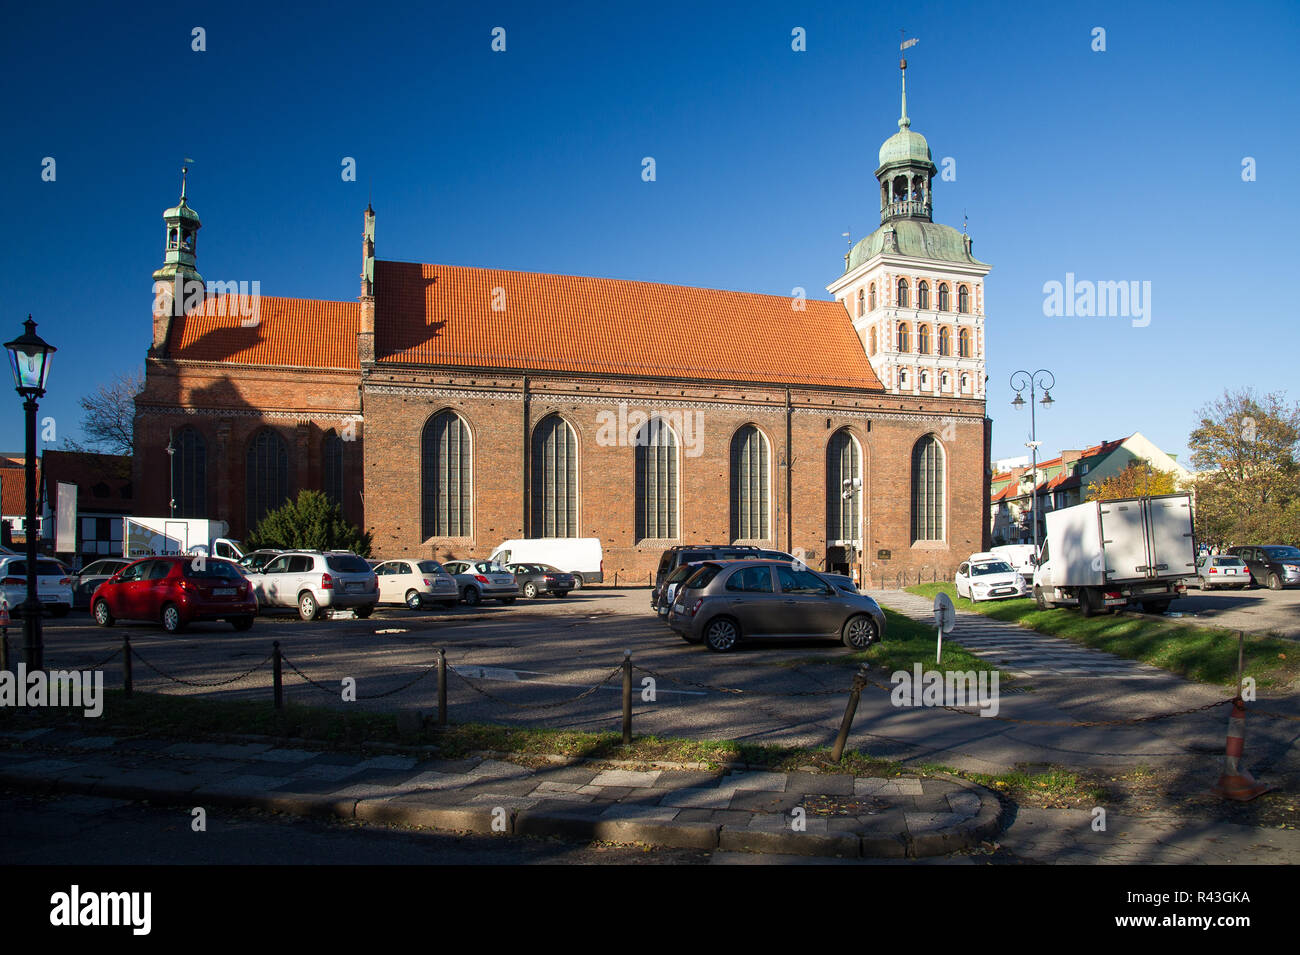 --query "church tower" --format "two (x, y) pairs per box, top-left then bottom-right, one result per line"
(827, 47), (990, 401)
(150, 166), (203, 355)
